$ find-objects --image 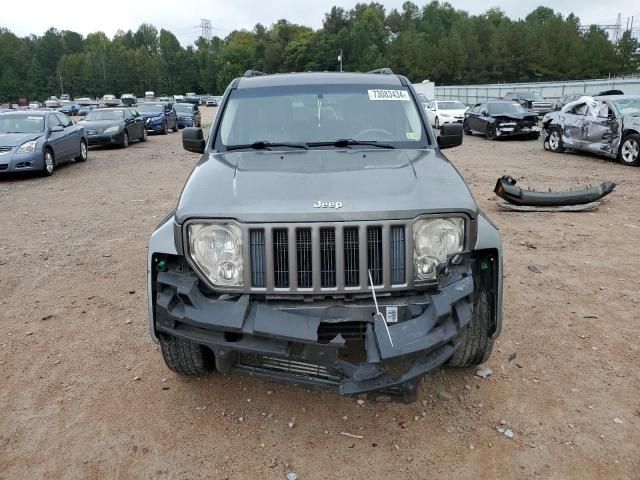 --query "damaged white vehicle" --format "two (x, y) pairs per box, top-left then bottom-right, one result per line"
(542, 95), (640, 166)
